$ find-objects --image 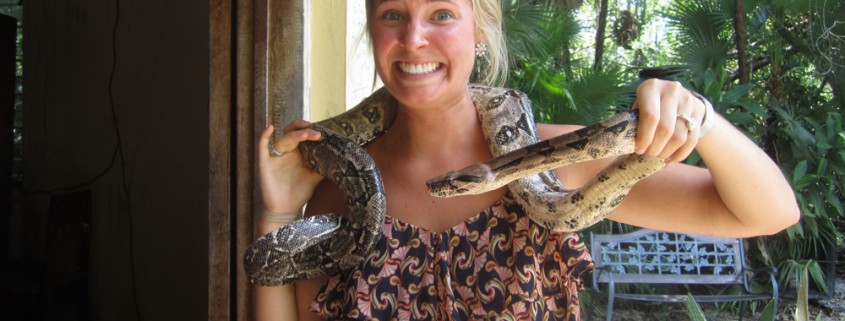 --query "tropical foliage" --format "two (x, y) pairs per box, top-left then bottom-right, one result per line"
(496, 0), (843, 307)
(686, 262), (817, 321)
(1, 5), (24, 182)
